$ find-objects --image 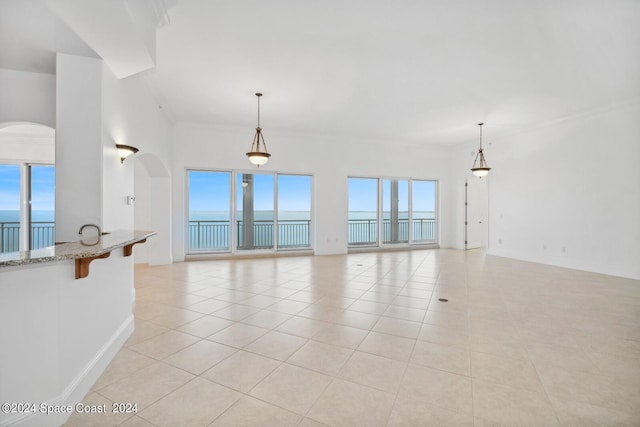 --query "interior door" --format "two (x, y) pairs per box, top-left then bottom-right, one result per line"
(465, 178), (488, 249)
